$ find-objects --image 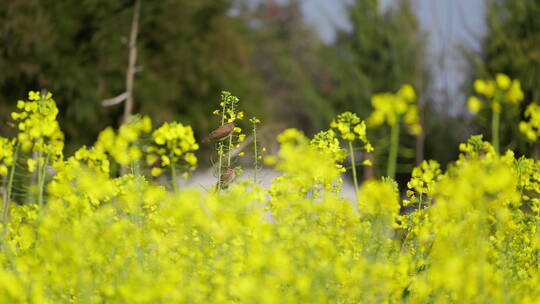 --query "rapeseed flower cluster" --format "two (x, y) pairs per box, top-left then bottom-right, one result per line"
(519, 103), (540, 141)
(269, 129), (342, 200)
(366, 85), (421, 178)
(468, 73), (524, 114)
(468, 73), (524, 152)
(213, 91), (244, 123)
(1, 90), (540, 303)
(0, 137), (14, 176)
(72, 145), (111, 174)
(331, 112), (371, 146)
(329, 112), (374, 193)
(404, 160), (441, 208)
(310, 130), (347, 172)
(368, 84), (422, 135)
(147, 121), (199, 178)
(10, 91), (64, 162)
(95, 115), (152, 167)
